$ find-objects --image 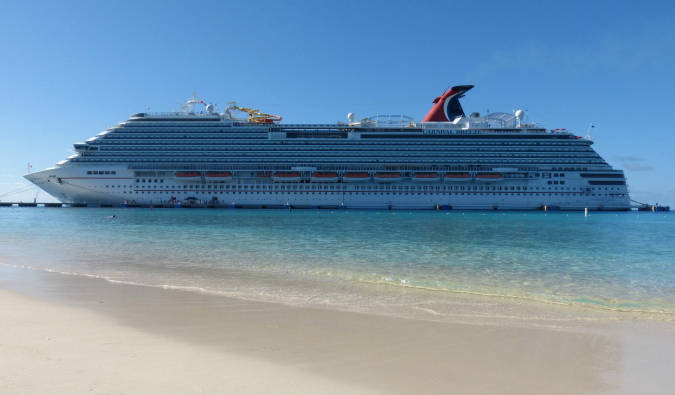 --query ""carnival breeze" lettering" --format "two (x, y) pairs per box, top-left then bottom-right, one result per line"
(422, 129), (482, 135)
